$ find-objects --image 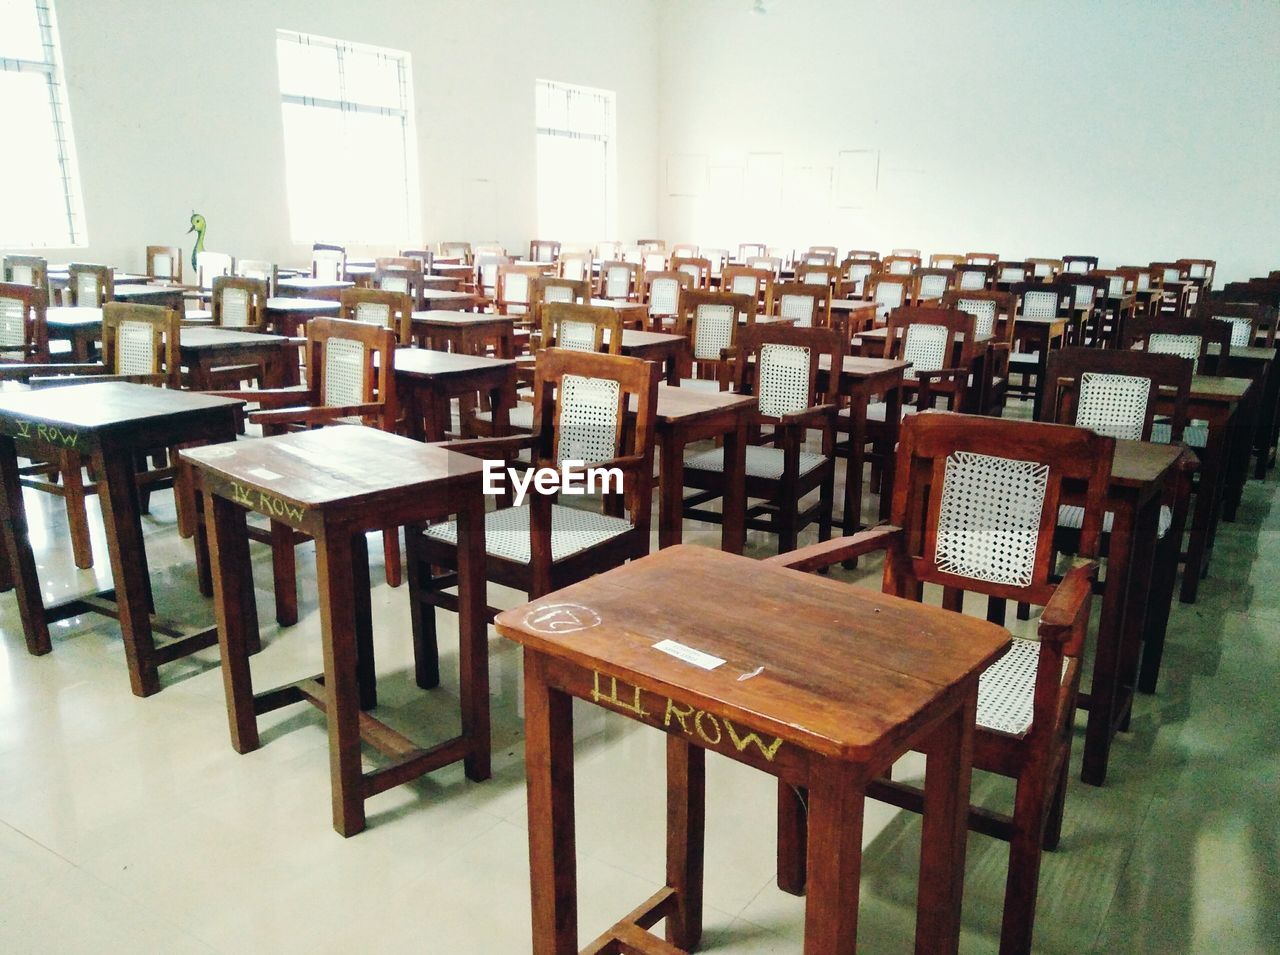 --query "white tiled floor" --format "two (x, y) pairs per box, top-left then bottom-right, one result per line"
(1, 447), (1277, 953)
